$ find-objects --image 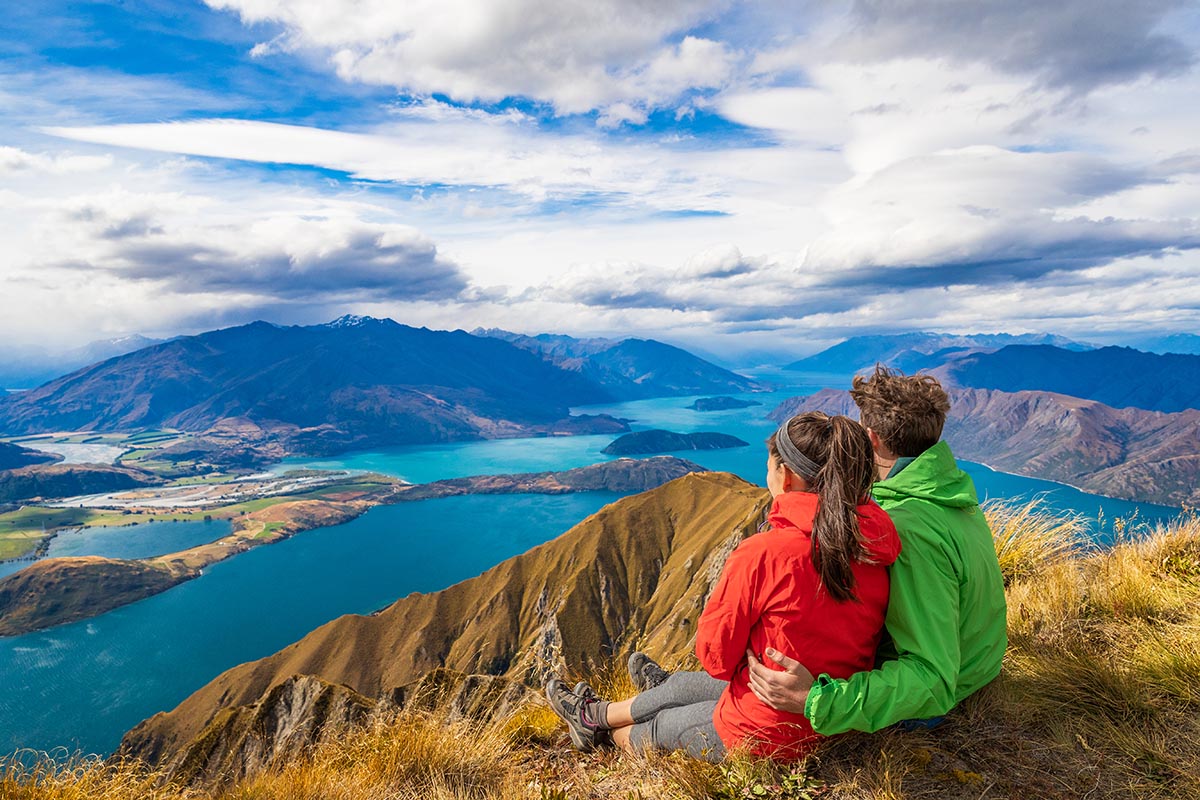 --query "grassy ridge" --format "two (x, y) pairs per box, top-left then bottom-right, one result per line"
(4, 503), (1199, 799)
